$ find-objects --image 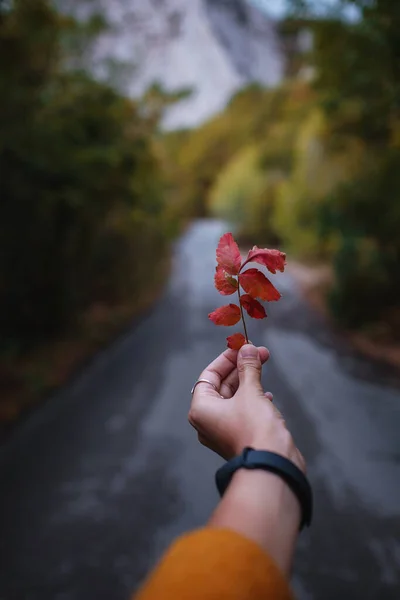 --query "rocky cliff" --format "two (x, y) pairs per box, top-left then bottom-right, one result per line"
(66, 0), (284, 129)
